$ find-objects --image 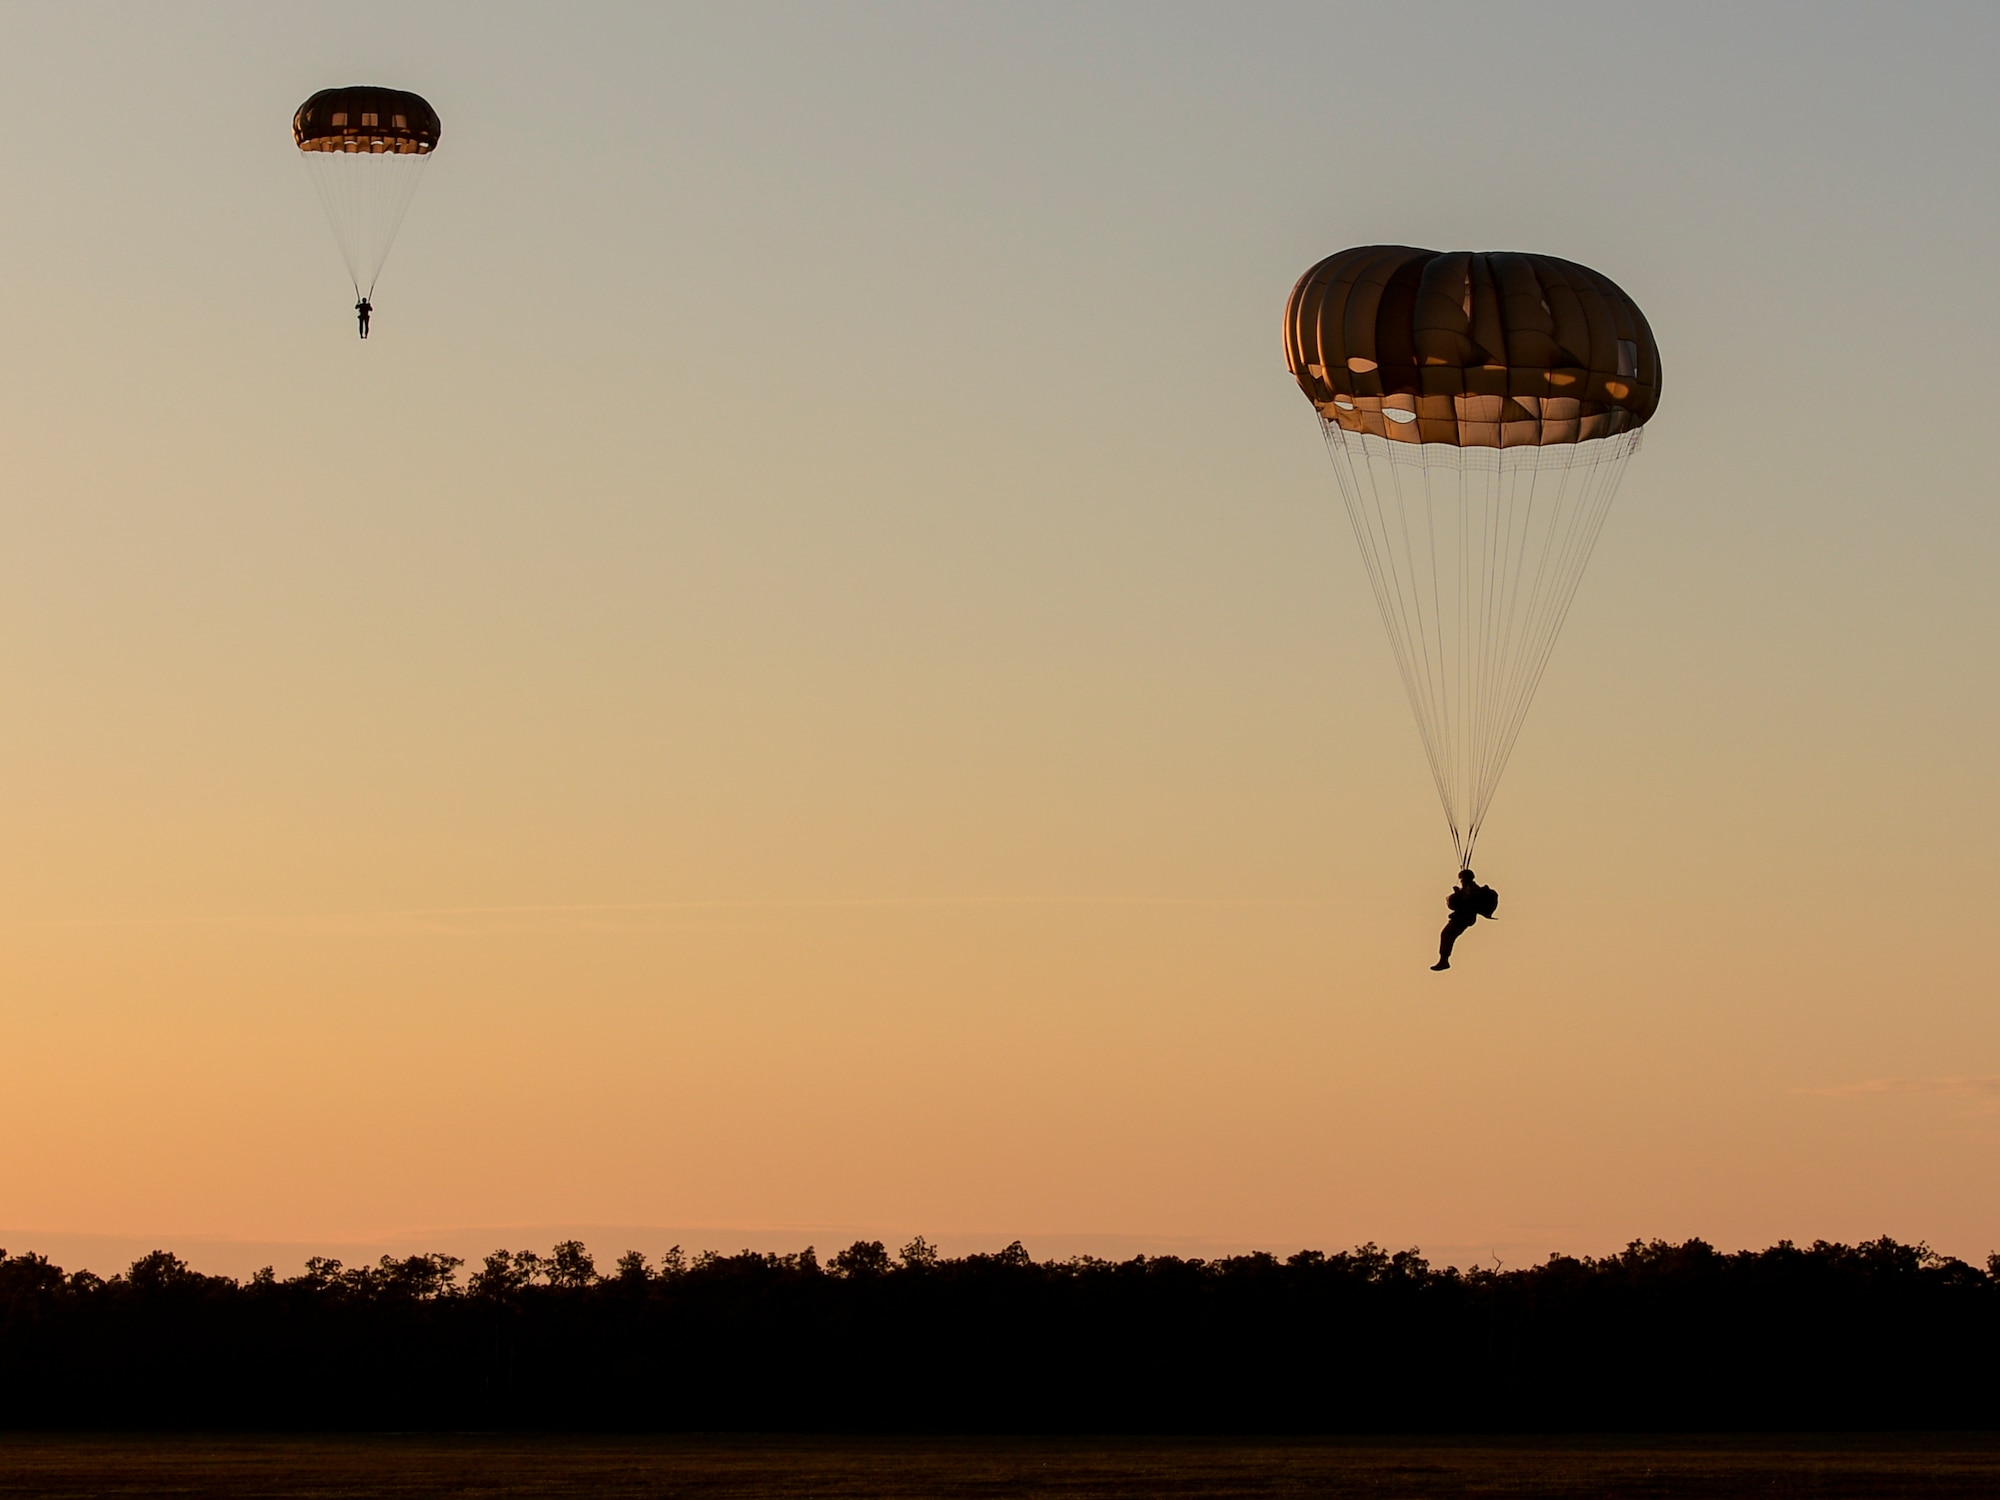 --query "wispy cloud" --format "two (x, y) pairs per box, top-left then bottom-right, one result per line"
(1806, 1077), (2000, 1097)
(1800, 1077), (2000, 1116)
(4, 895), (1340, 939)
